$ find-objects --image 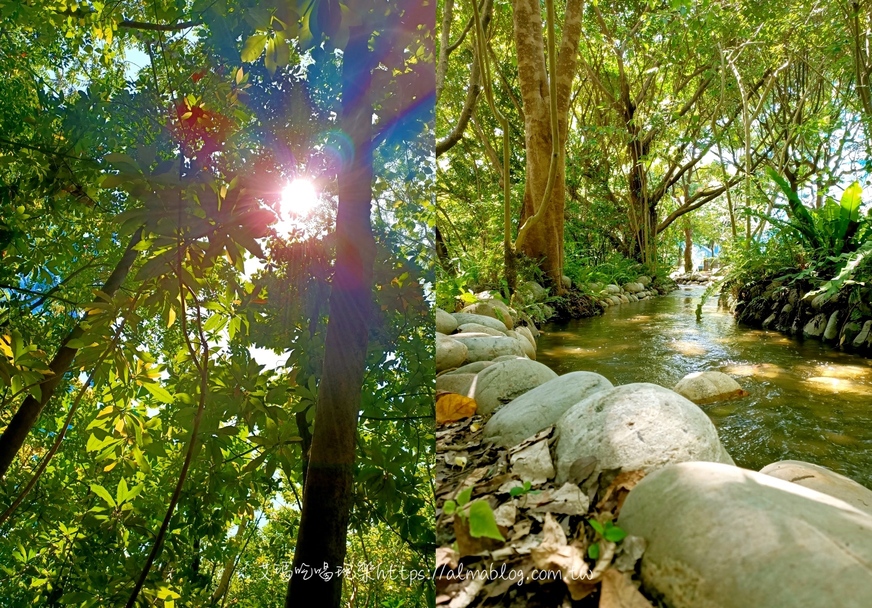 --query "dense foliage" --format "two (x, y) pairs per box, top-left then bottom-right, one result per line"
(436, 0), (872, 307)
(0, 1), (434, 606)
